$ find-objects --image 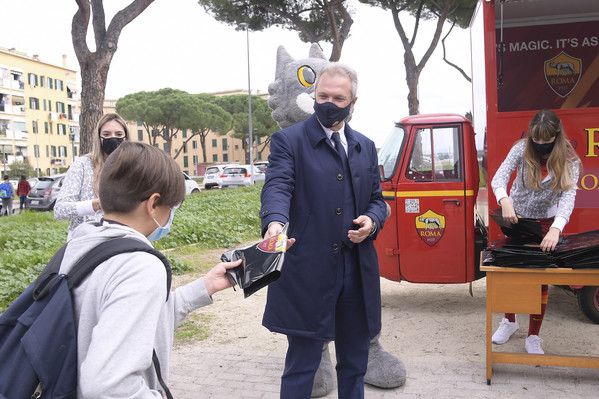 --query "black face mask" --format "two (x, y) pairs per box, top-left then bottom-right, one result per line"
(313, 100), (352, 129)
(532, 141), (555, 155)
(101, 137), (124, 155)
